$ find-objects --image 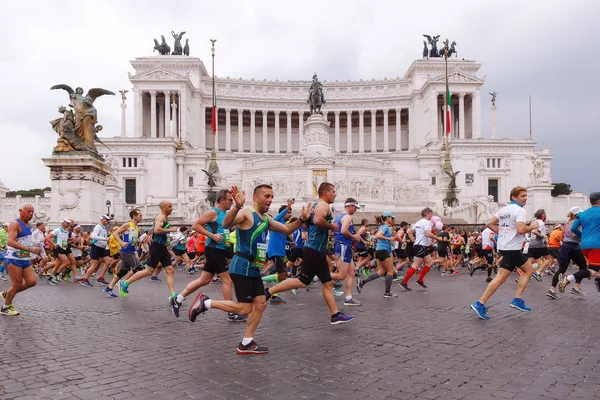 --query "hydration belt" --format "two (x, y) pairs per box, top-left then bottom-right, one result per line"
(234, 251), (255, 262)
